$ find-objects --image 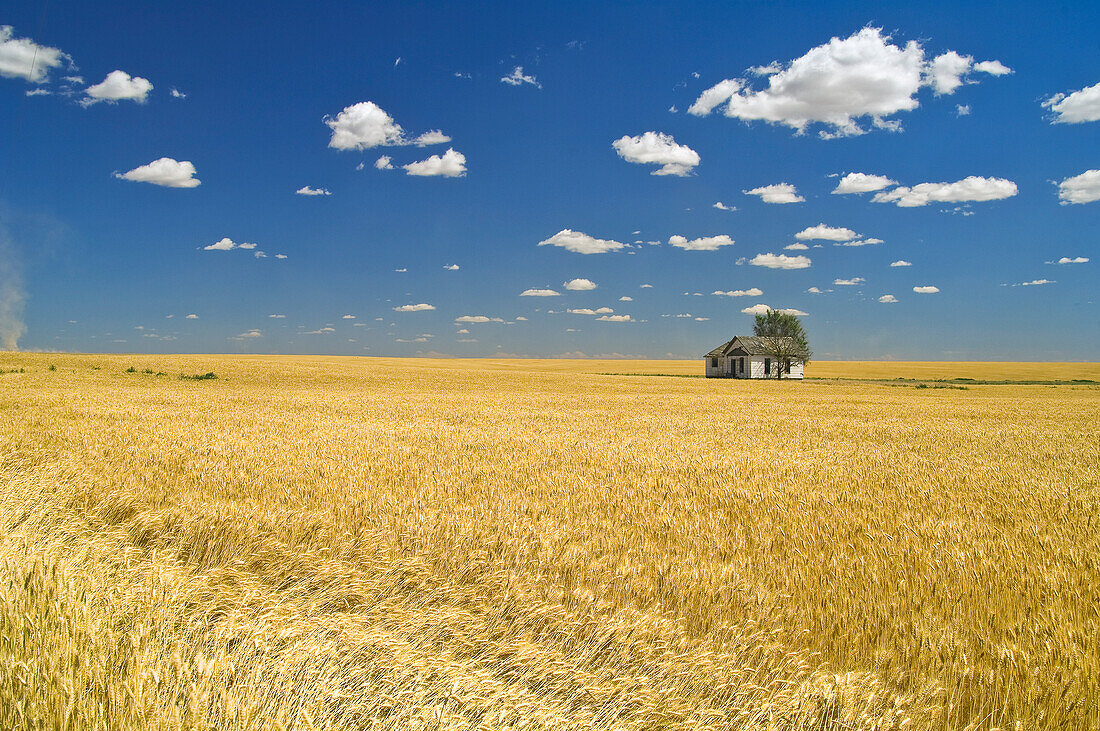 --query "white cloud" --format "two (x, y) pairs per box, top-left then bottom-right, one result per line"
(393, 303), (435, 312)
(185, 313), (198, 319)
(750, 252), (811, 269)
(597, 314), (633, 322)
(456, 328), (469, 334)
(115, 158), (200, 188)
(275, 254), (288, 259)
(236, 329), (262, 338)
(640, 283), (653, 288)
(295, 185), (330, 196)
(455, 315), (504, 323)
(796, 224), (857, 241)
(806, 287), (823, 294)
(713, 201), (737, 211)
(974, 60), (1012, 76)
(1014, 279), (1055, 286)
(403, 148), (466, 177)
(326, 101), (406, 150)
(612, 131), (700, 176)
(520, 288), (560, 297)
(501, 66), (540, 88)
(394, 267), (407, 272)
(443, 264), (460, 271)
(413, 130), (451, 146)
(1052, 256), (1089, 264)
(668, 234), (735, 251)
(375, 155), (394, 170)
(890, 260), (912, 267)
(342, 314), (356, 319)
(0, 26), (68, 83)
(619, 296), (633, 301)
(203, 237), (259, 251)
(872, 176), (1017, 207)
(713, 288), (763, 297)
(84, 70), (152, 104)
(1056, 169), (1100, 204)
(538, 229), (625, 255)
(743, 183), (803, 203)
(956, 104), (970, 116)
(687, 78), (743, 116)
(171, 88), (186, 99)
(568, 307), (614, 315)
(563, 278), (598, 290)
(783, 243), (809, 251)
(832, 173), (896, 194)
(268, 314), (285, 318)
(927, 51), (973, 95)
(25, 88), (50, 96)
(741, 304), (807, 316)
(1042, 82), (1100, 124)
(835, 238), (882, 247)
(688, 28), (1007, 138)
(834, 277), (865, 286)
(515, 316), (528, 321)
(878, 294), (898, 303)
(913, 286), (939, 293)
